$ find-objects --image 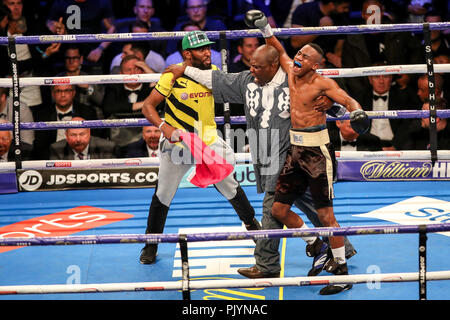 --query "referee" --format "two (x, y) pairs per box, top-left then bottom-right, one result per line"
(139, 31), (261, 264)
